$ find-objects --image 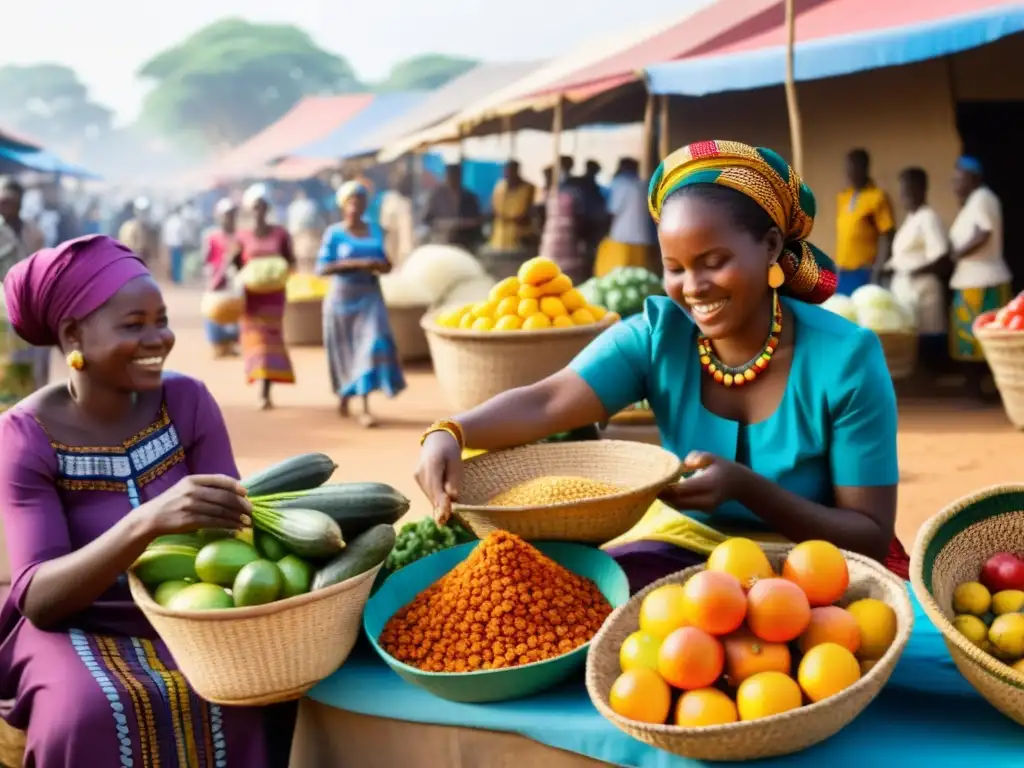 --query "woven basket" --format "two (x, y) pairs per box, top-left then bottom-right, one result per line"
(421, 309), (613, 411)
(586, 544), (913, 761)
(877, 330), (918, 379)
(975, 323), (1024, 429)
(388, 304), (431, 362)
(452, 440), (682, 543)
(127, 563), (381, 706)
(910, 484), (1024, 725)
(283, 299), (324, 347)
